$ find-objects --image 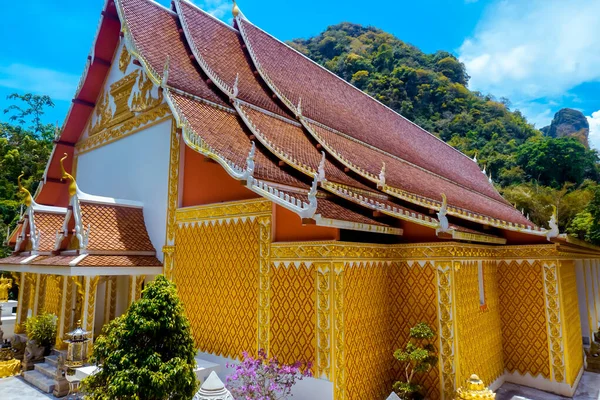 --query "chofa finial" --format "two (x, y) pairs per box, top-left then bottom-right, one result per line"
(436, 193), (449, 233)
(232, 0), (240, 18)
(317, 151), (326, 182)
(377, 162), (386, 189)
(60, 153), (78, 198)
(546, 205), (559, 240)
(17, 172), (33, 208)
